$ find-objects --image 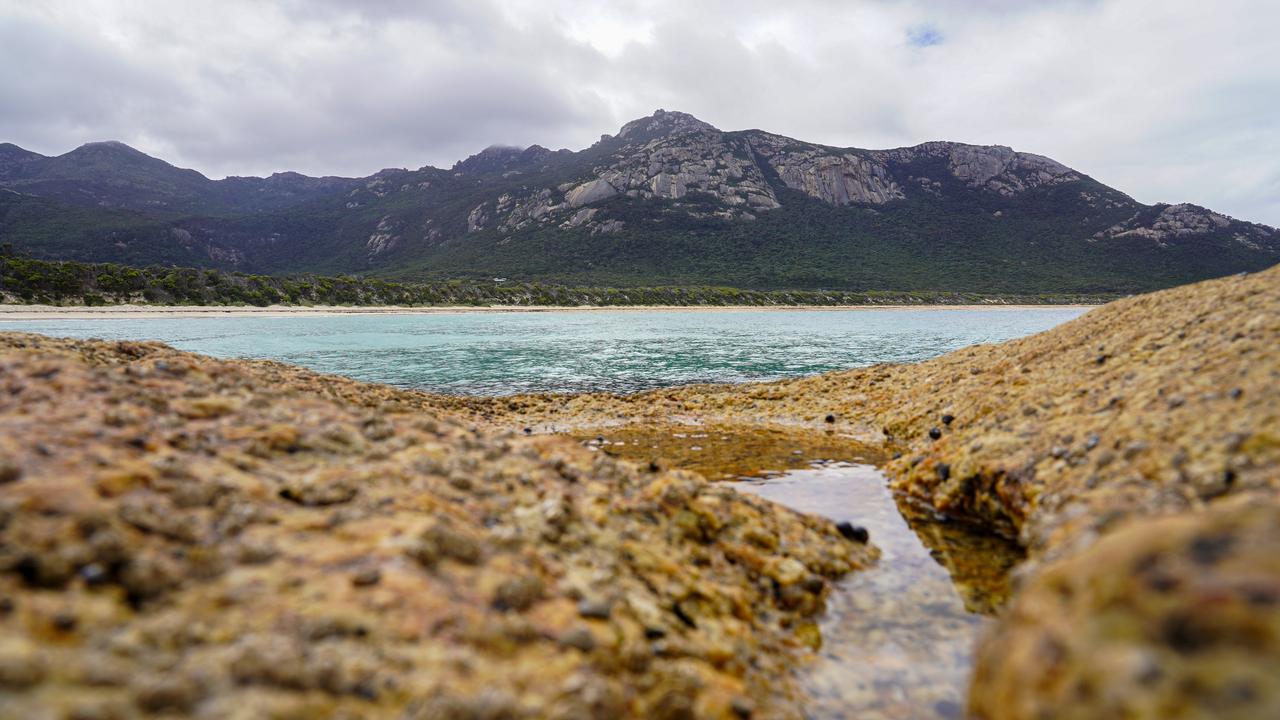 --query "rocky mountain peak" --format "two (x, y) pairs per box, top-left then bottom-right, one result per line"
(0, 143), (44, 180)
(67, 140), (144, 158)
(57, 141), (187, 175)
(616, 109), (718, 141)
(452, 144), (558, 175)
